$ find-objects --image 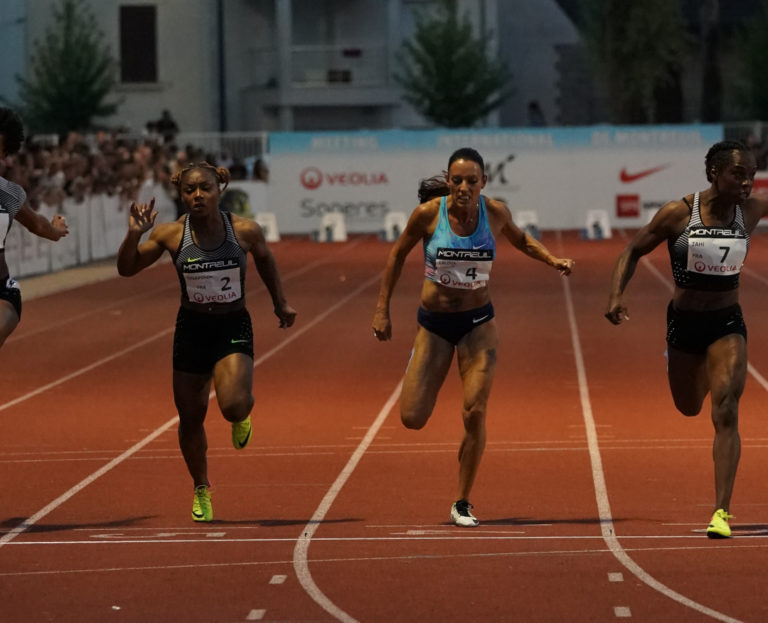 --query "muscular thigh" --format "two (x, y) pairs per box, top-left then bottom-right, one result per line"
(706, 334), (747, 402)
(213, 352), (254, 403)
(401, 327), (455, 417)
(456, 319), (498, 407)
(0, 299), (20, 343)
